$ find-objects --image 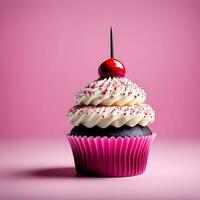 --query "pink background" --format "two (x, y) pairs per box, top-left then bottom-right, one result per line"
(1, 1), (200, 200)
(1, 0), (200, 139)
